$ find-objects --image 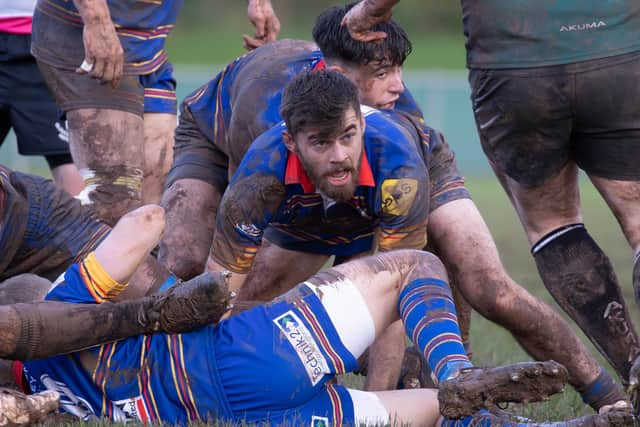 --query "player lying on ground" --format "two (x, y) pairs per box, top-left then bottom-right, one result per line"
(158, 4), (632, 405)
(14, 208), (634, 426)
(0, 163), (180, 298)
(342, 0), (640, 397)
(0, 205), (234, 426)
